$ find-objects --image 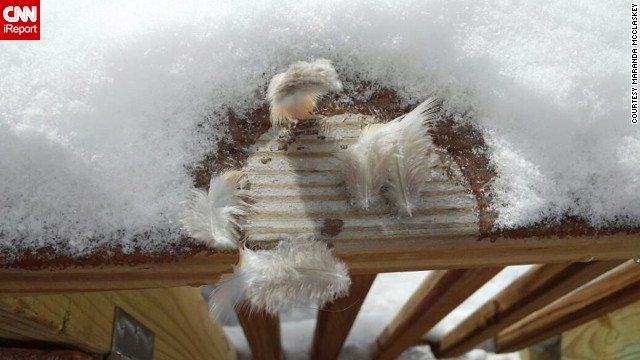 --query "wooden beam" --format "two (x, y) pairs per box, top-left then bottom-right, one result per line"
(436, 261), (621, 357)
(0, 251), (237, 296)
(0, 348), (95, 360)
(371, 268), (502, 360)
(0, 287), (235, 360)
(236, 306), (283, 360)
(311, 274), (377, 360)
(496, 260), (640, 353)
(339, 233), (640, 274)
(0, 233), (637, 297)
